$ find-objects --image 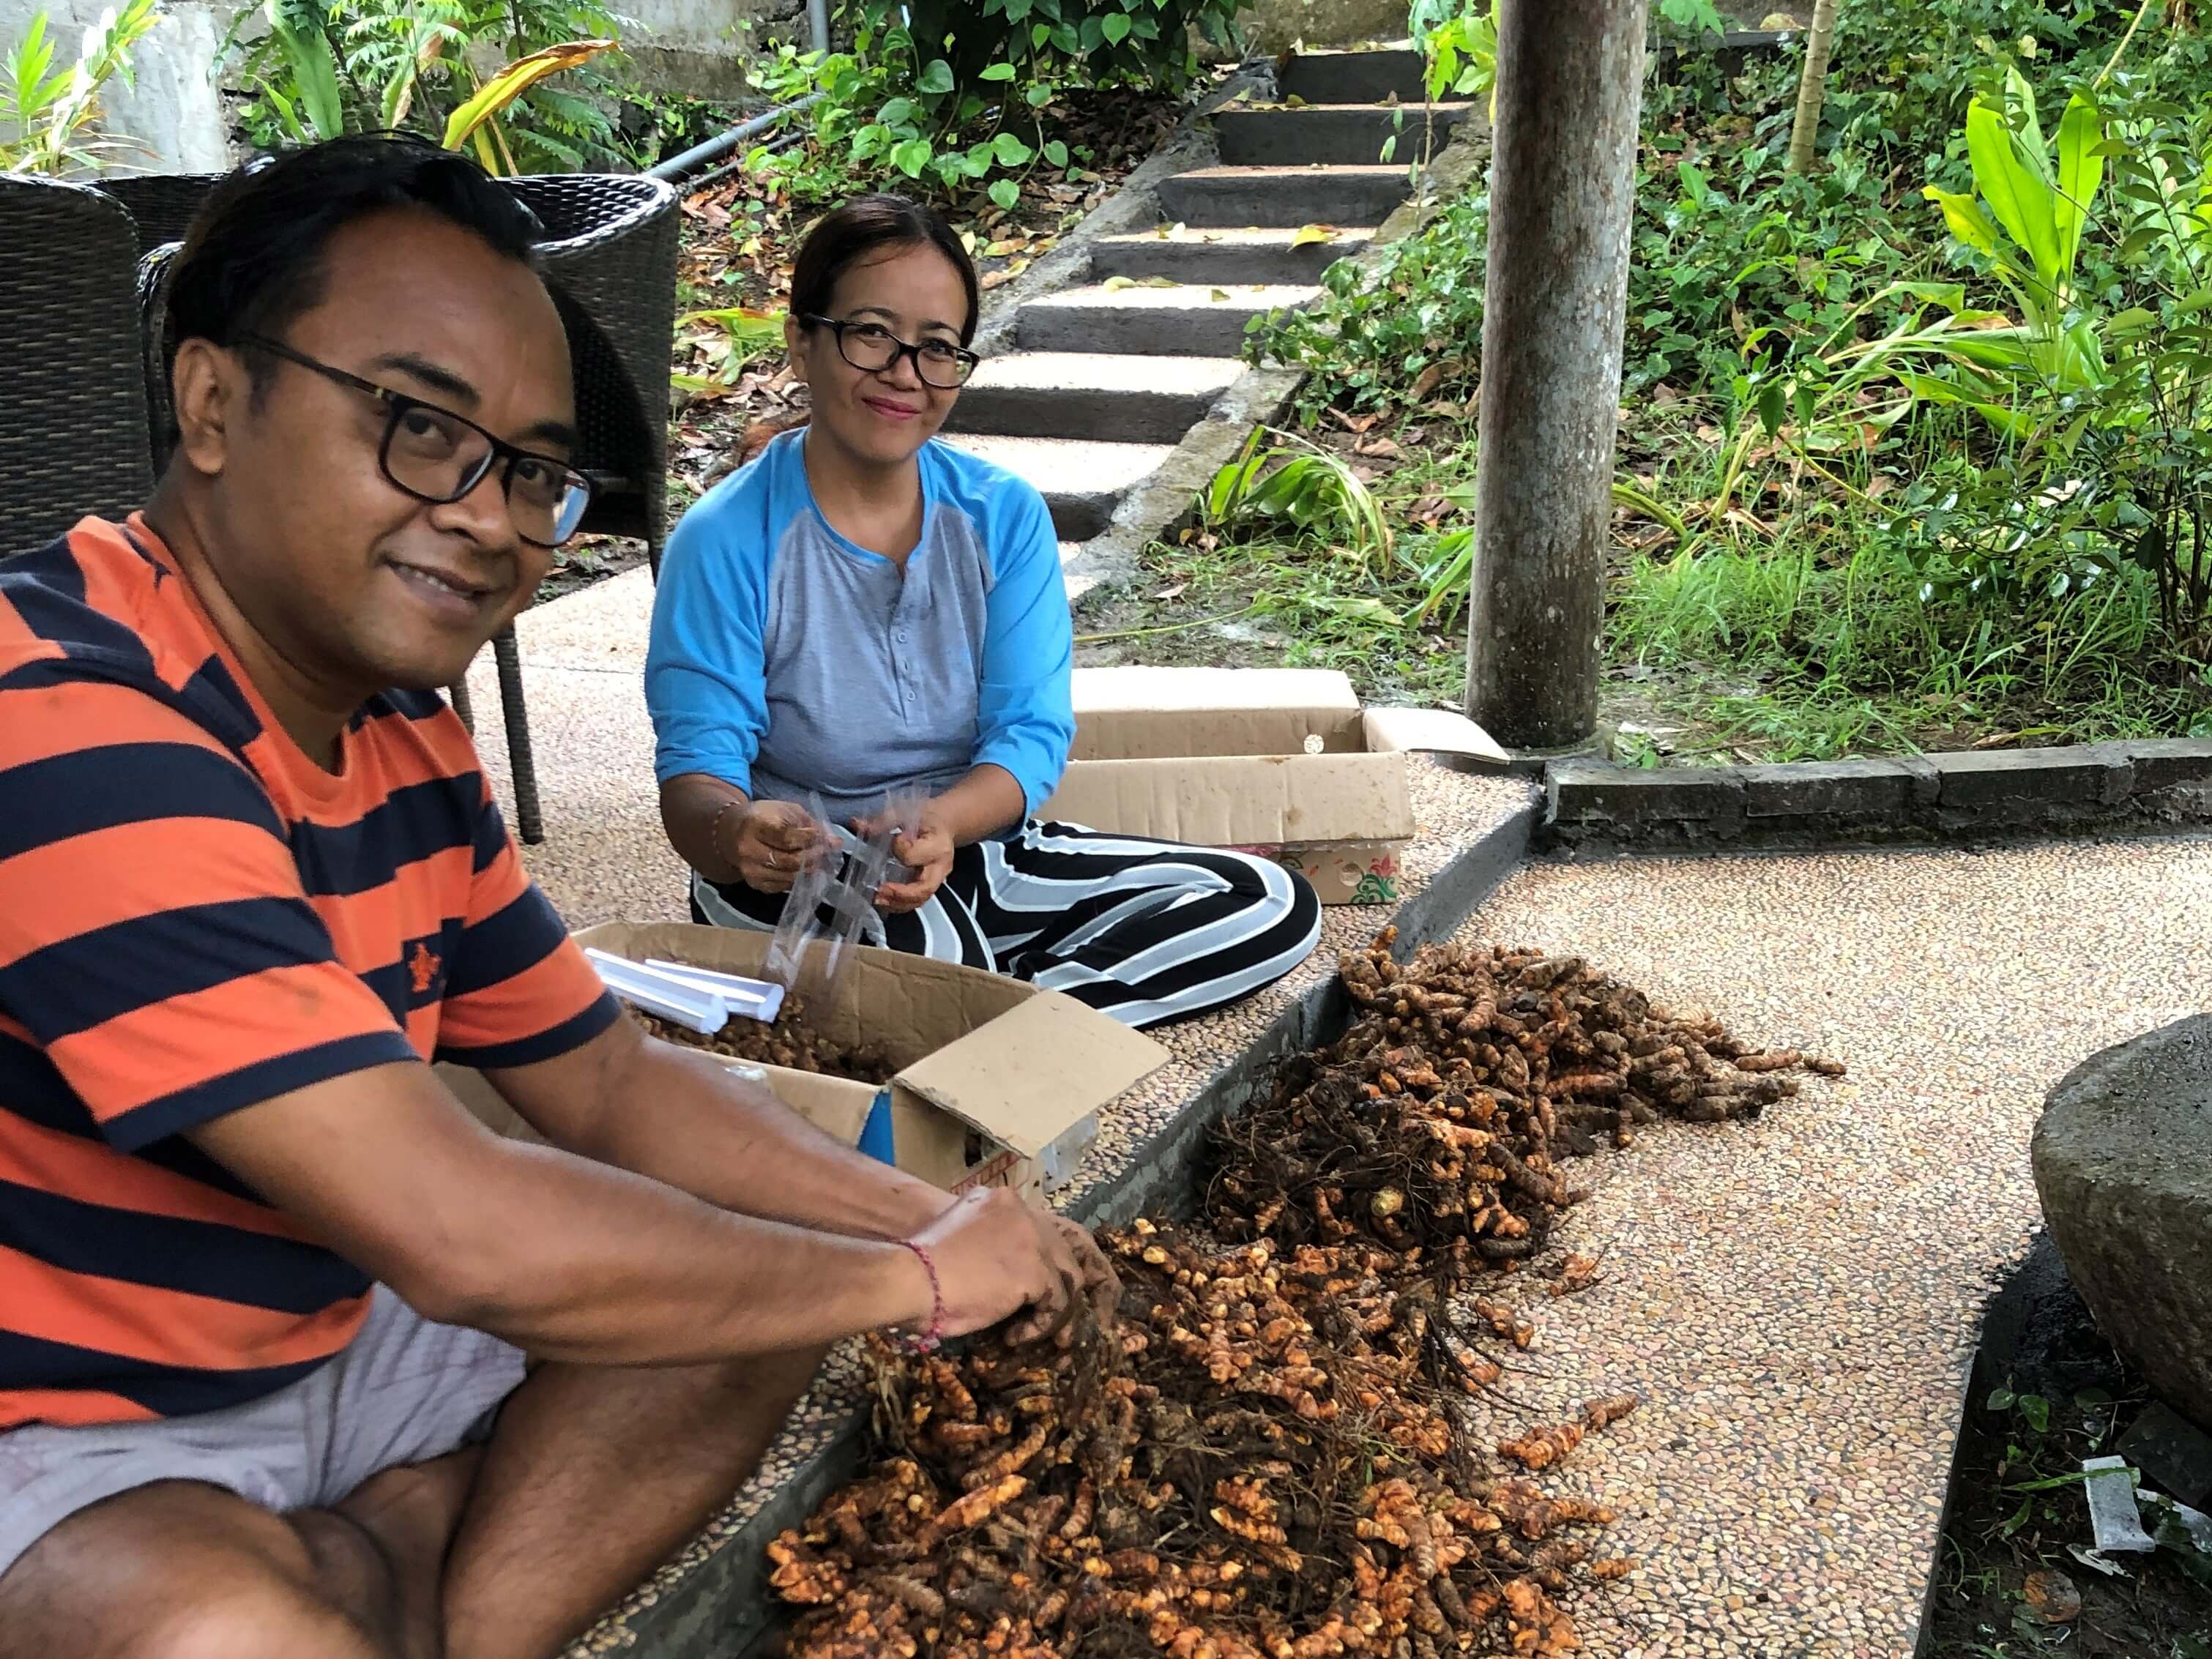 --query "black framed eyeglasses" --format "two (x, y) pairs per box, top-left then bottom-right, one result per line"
(239, 334), (595, 548)
(802, 316), (980, 389)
